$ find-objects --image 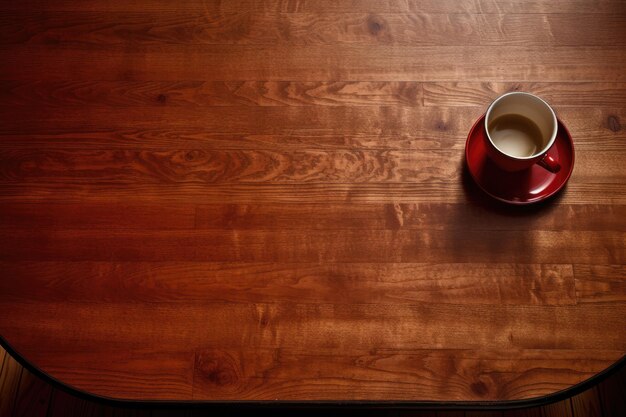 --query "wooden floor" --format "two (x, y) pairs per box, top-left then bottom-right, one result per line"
(0, 346), (625, 416)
